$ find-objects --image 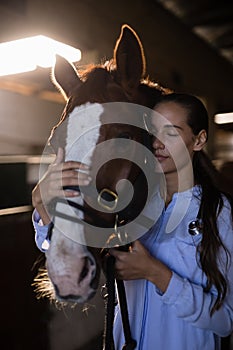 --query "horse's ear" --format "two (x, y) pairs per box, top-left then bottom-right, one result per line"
(114, 24), (146, 92)
(51, 55), (82, 100)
